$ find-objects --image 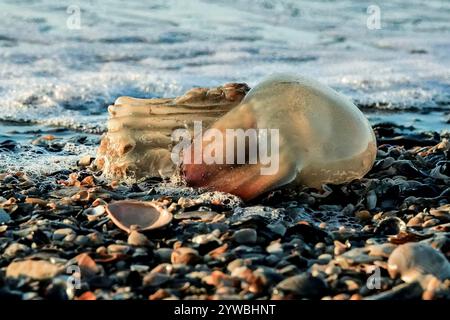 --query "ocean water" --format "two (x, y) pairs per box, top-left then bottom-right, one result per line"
(0, 0), (449, 173)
